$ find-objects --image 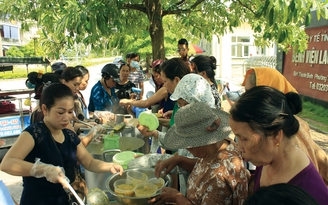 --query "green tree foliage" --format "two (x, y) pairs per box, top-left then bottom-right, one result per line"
(5, 46), (24, 57)
(19, 43), (34, 57)
(109, 15), (198, 60)
(6, 32), (45, 57)
(1, 0), (327, 60)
